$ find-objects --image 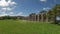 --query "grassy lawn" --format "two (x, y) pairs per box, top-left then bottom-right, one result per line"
(0, 20), (60, 34)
